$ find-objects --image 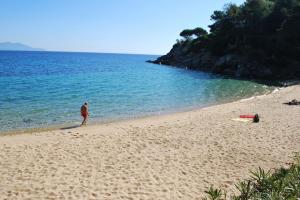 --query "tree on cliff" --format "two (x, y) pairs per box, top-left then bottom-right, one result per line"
(179, 27), (208, 40)
(153, 0), (300, 79)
